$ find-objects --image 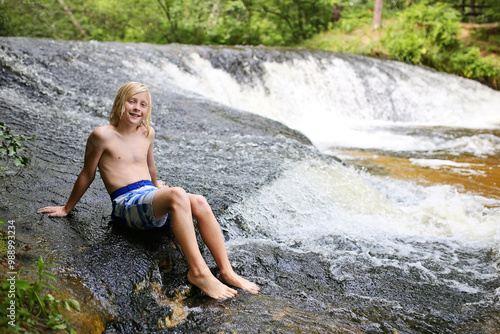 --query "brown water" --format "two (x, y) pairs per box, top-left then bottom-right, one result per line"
(340, 149), (500, 202)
